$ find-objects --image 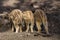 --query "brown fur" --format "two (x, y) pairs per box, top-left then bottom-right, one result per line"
(23, 10), (34, 32)
(8, 9), (23, 33)
(34, 9), (49, 34)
